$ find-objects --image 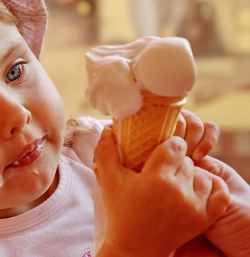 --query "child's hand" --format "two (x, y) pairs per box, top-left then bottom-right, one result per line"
(198, 156), (250, 257)
(175, 156), (250, 257)
(94, 127), (229, 257)
(174, 109), (220, 161)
